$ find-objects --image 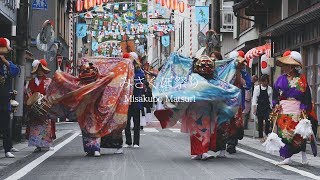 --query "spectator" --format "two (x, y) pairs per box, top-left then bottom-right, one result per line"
(252, 74), (273, 141)
(124, 52), (145, 148)
(209, 51), (223, 60)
